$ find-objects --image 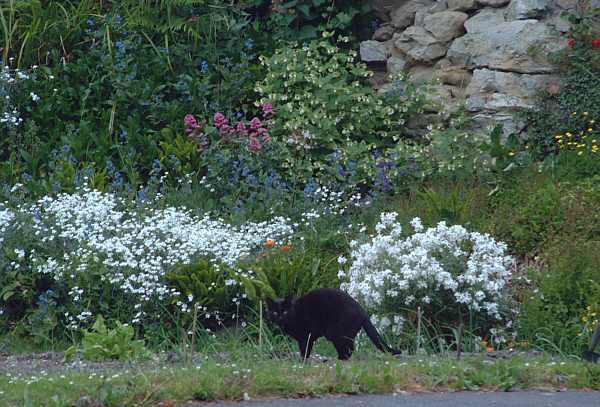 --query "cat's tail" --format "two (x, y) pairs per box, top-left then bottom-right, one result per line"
(362, 318), (401, 355)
